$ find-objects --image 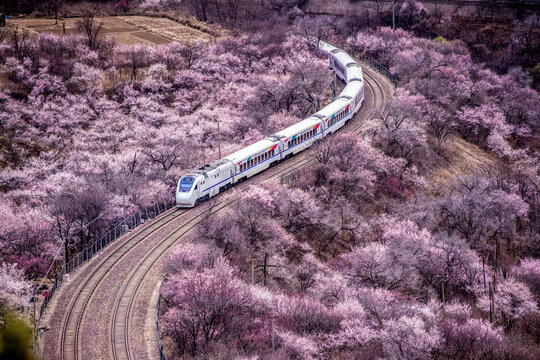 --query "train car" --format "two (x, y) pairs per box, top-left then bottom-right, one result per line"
(329, 49), (348, 82)
(339, 80), (364, 115)
(274, 117), (325, 158)
(225, 137), (282, 183)
(316, 97), (354, 134)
